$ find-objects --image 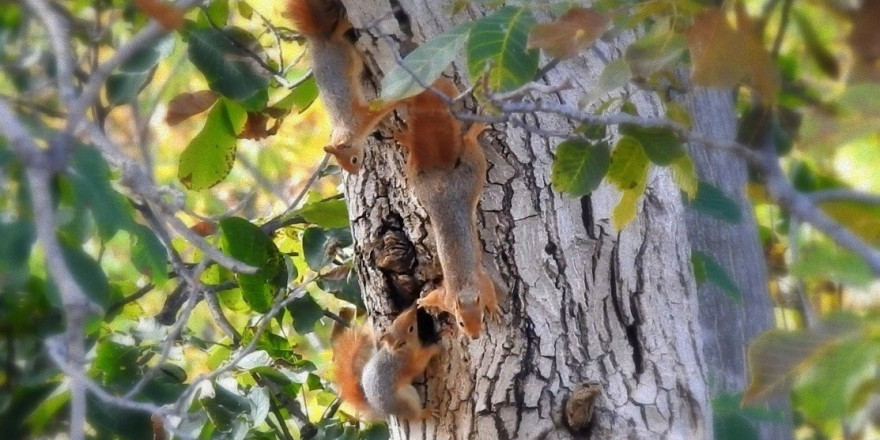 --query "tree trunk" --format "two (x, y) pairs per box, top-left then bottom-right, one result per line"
(681, 87), (792, 438)
(341, 1), (711, 438)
